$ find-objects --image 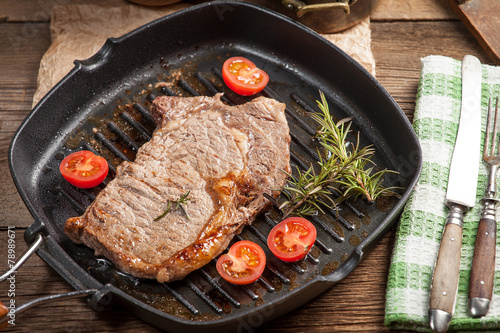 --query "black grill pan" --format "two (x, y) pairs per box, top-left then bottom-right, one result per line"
(8, 1), (422, 332)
